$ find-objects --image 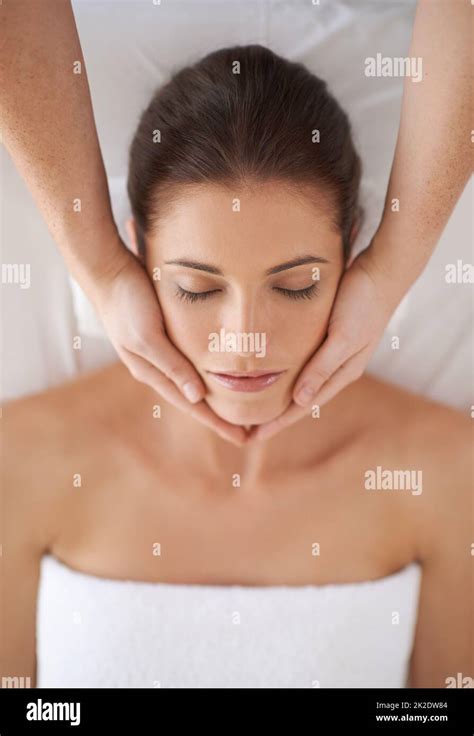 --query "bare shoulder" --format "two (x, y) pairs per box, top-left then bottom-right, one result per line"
(357, 374), (472, 557)
(357, 373), (472, 456)
(1, 362), (123, 553)
(351, 375), (472, 685)
(0, 363), (125, 685)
